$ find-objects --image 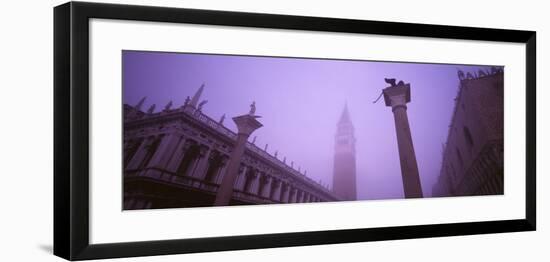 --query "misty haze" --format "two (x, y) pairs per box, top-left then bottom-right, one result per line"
(122, 50), (504, 210)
